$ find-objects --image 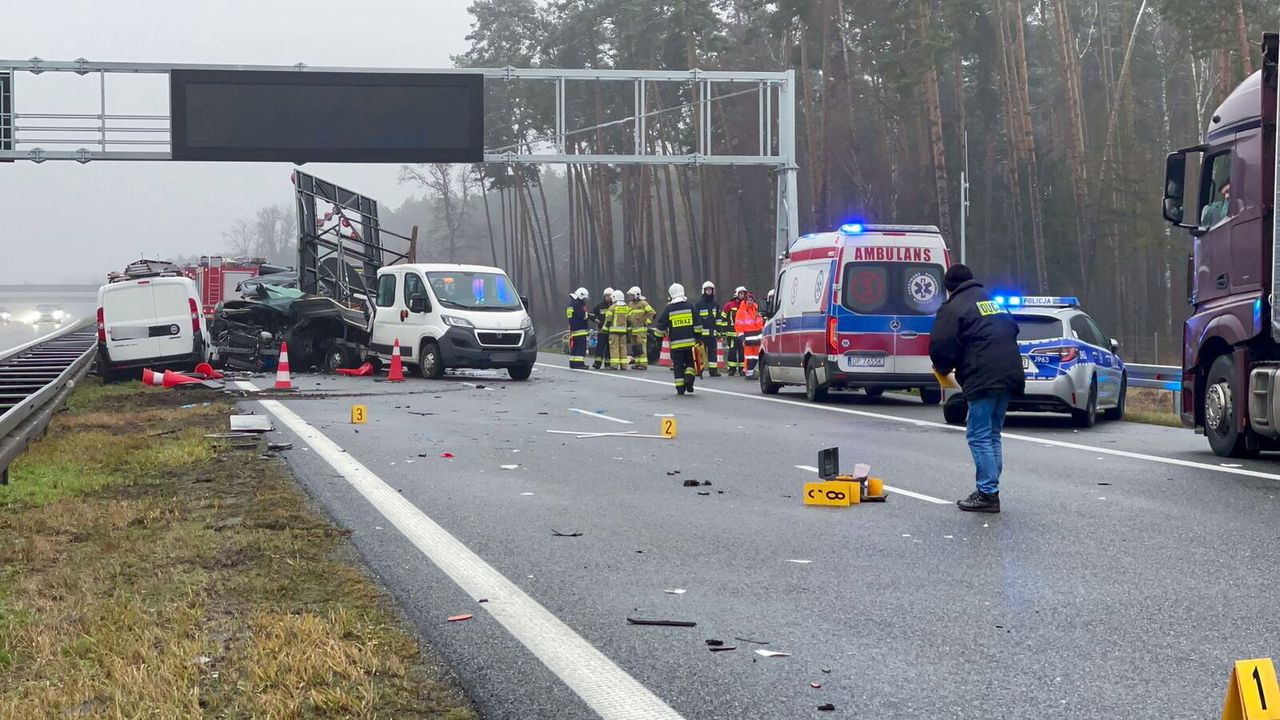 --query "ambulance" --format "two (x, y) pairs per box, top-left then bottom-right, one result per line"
(758, 223), (950, 403)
